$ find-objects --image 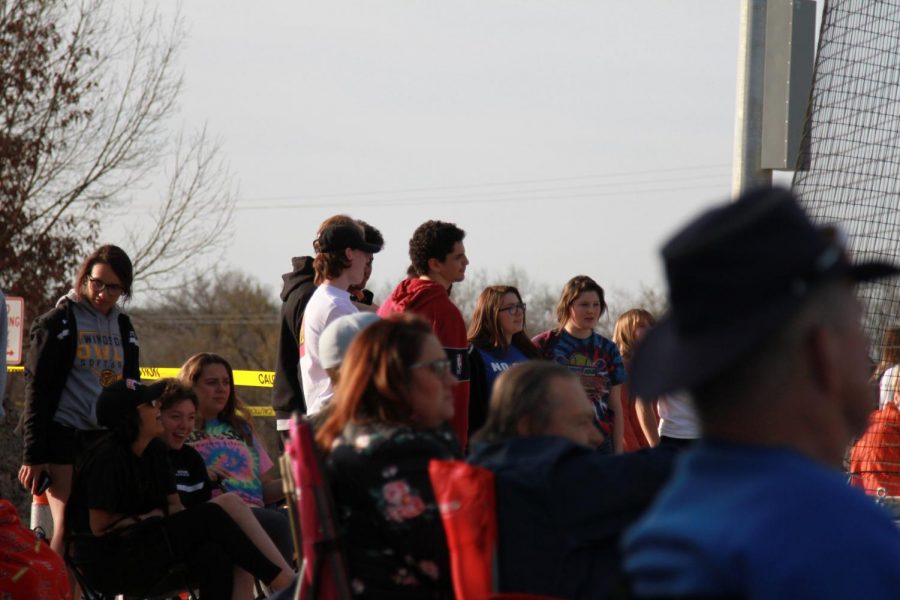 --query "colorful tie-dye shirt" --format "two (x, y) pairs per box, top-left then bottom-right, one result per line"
(532, 329), (627, 437)
(187, 418), (273, 507)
